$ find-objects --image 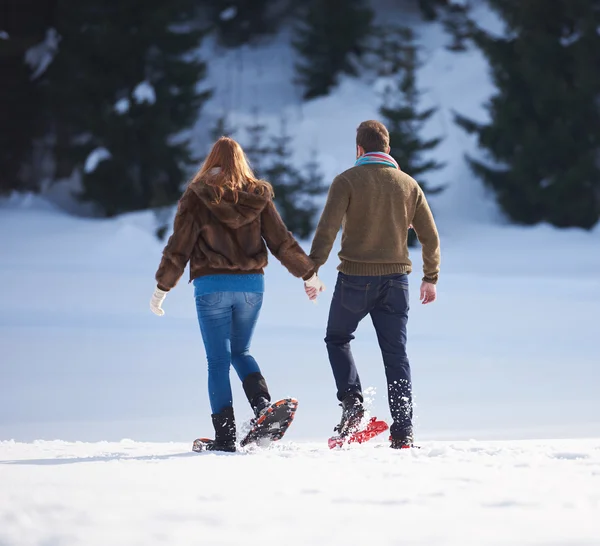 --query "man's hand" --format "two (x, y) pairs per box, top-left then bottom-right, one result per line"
(304, 273), (325, 301)
(420, 281), (436, 305)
